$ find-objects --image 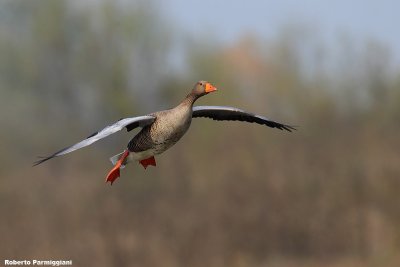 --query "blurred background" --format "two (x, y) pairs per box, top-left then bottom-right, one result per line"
(1, 1), (399, 266)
